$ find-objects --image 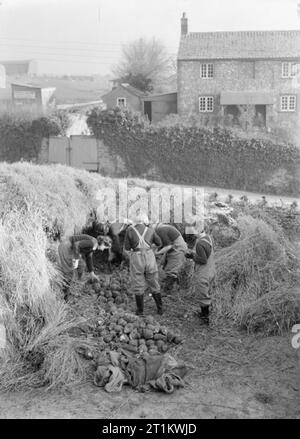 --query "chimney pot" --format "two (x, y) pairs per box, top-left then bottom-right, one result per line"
(181, 12), (188, 36)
